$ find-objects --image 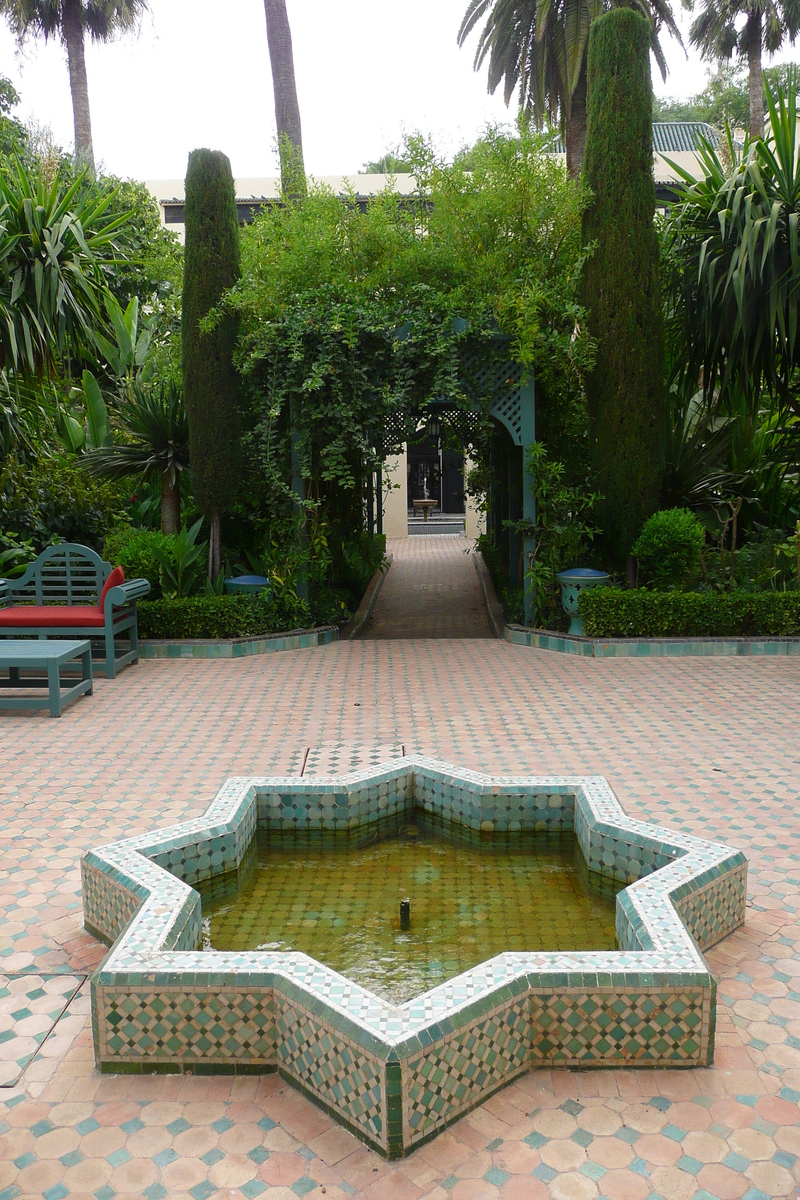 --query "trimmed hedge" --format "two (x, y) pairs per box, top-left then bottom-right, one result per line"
(137, 594), (311, 640)
(580, 587), (800, 638)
